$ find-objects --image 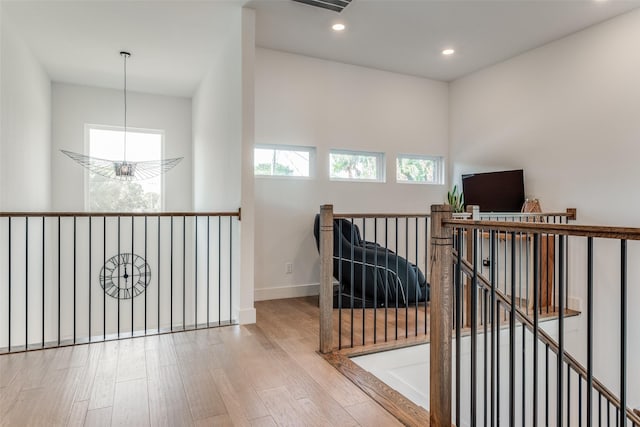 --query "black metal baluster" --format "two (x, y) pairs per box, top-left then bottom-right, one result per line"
(373, 218), (377, 343)
(8, 217), (12, 352)
(395, 218), (399, 341)
(588, 237), (594, 427)
(484, 288), (488, 427)
(350, 217), (355, 347)
(131, 216), (134, 336)
(25, 217), (29, 349)
(183, 216), (186, 330)
(117, 216), (120, 338)
(88, 217), (91, 343)
(170, 216), (173, 331)
(414, 217), (418, 337)
(338, 218), (343, 350)
(218, 216), (221, 326)
(522, 309), (526, 427)
(157, 216), (161, 333)
(568, 366), (572, 427)
(229, 216), (233, 323)
(491, 231), (497, 427)
(497, 300), (501, 427)
(472, 229), (479, 426)
(533, 234), (540, 427)
(207, 216), (210, 328)
(509, 232), (516, 427)
(103, 217), (106, 341)
(620, 240), (627, 427)
(144, 216), (147, 335)
(195, 216), (198, 329)
(405, 218), (409, 339)
(558, 235), (566, 427)
(455, 229), (463, 427)
(385, 218), (389, 342)
(42, 217), (46, 348)
(362, 219), (366, 346)
(424, 217), (428, 335)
